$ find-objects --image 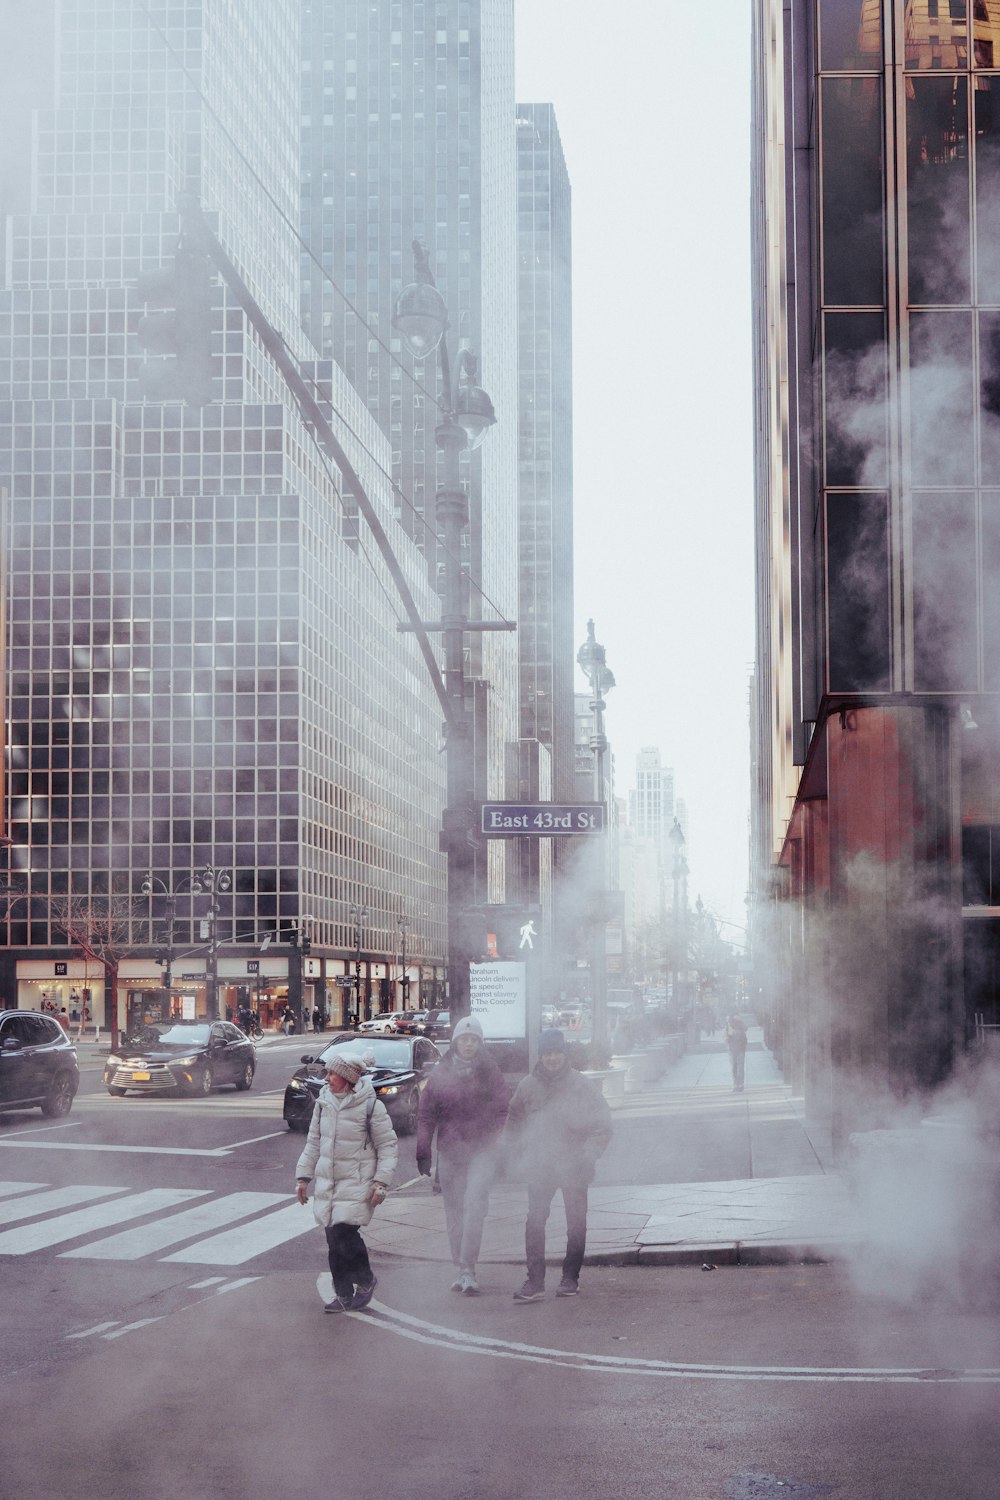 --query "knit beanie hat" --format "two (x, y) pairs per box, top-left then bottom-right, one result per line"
(451, 1016), (484, 1043)
(325, 1051), (367, 1085)
(538, 1028), (566, 1054)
